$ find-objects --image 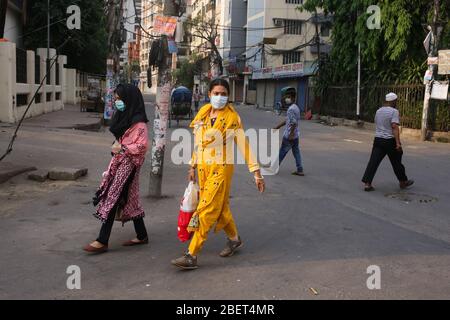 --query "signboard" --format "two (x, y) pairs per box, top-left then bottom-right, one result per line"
(153, 16), (178, 36)
(431, 81), (449, 100)
(423, 31), (432, 54)
(168, 40), (178, 53)
(427, 57), (438, 65)
(252, 63), (304, 80)
(424, 69), (433, 82)
(438, 50), (450, 75)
